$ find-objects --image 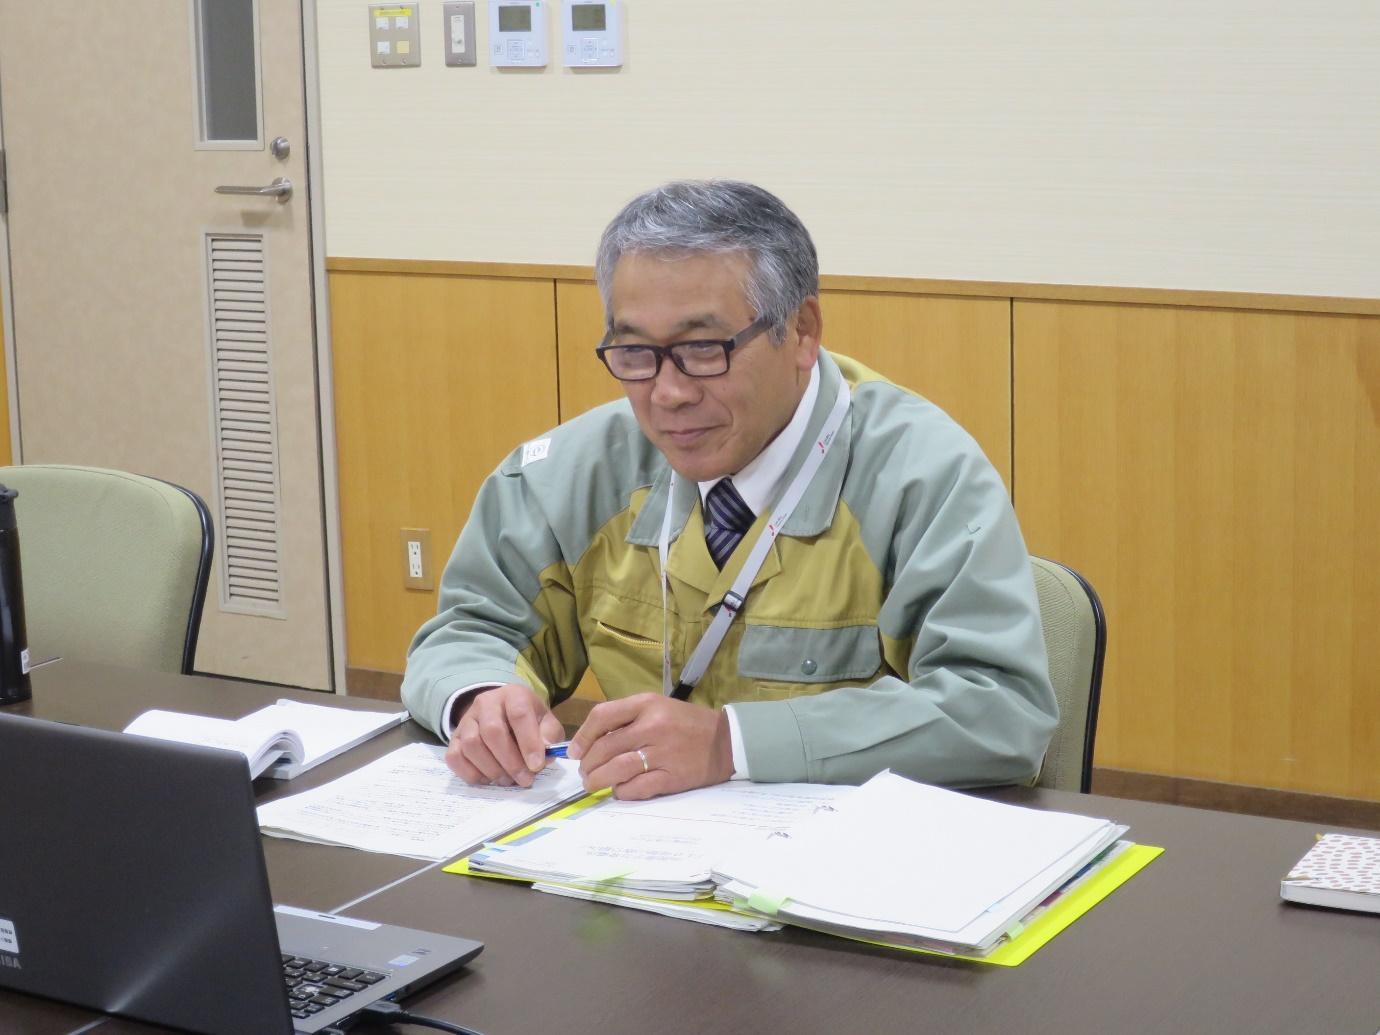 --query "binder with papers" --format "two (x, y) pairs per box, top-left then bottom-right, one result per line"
(447, 770), (1161, 962)
(712, 771), (1132, 958)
